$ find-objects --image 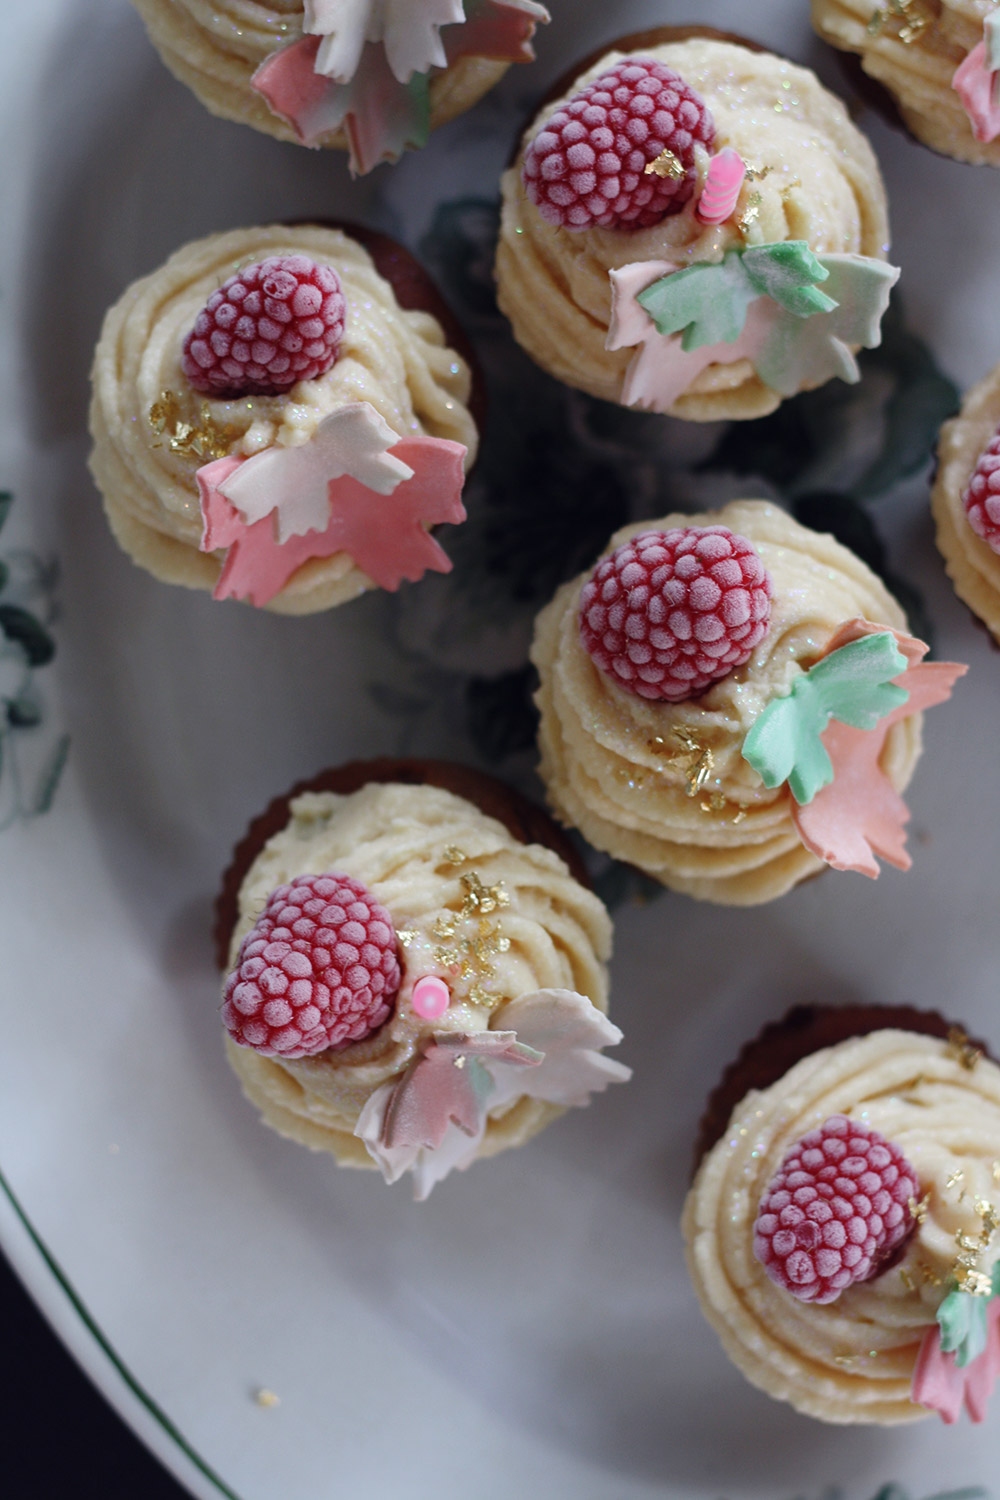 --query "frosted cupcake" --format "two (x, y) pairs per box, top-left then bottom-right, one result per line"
(932, 362), (1000, 642)
(131, 0), (549, 173)
(684, 1004), (1000, 1424)
(89, 224), (479, 614)
(216, 759), (627, 1198)
(812, 0), (1000, 166)
(531, 501), (965, 906)
(496, 27), (898, 422)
